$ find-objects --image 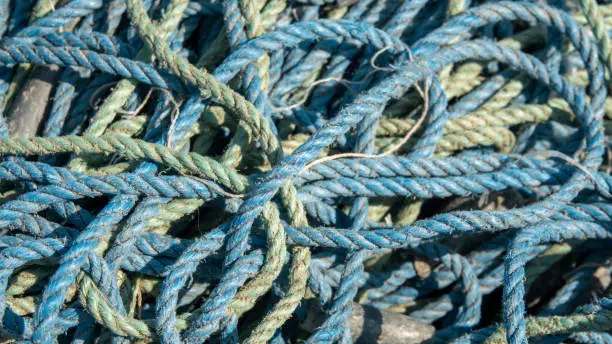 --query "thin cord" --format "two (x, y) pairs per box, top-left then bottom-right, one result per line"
(272, 46), (409, 114)
(520, 150), (612, 199)
(161, 89), (181, 148)
(193, 177), (245, 199)
(89, 81), (159, 117)
(370, 45), (395, 72)
(299, 78), (429, 174)
(271, 77), (362, 113)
